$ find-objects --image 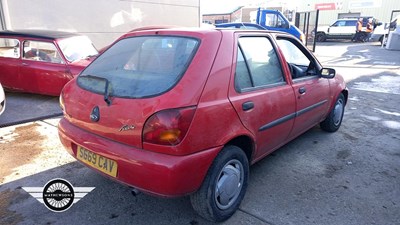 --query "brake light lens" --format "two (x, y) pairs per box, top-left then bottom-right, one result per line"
(143, 106), (196, 146)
